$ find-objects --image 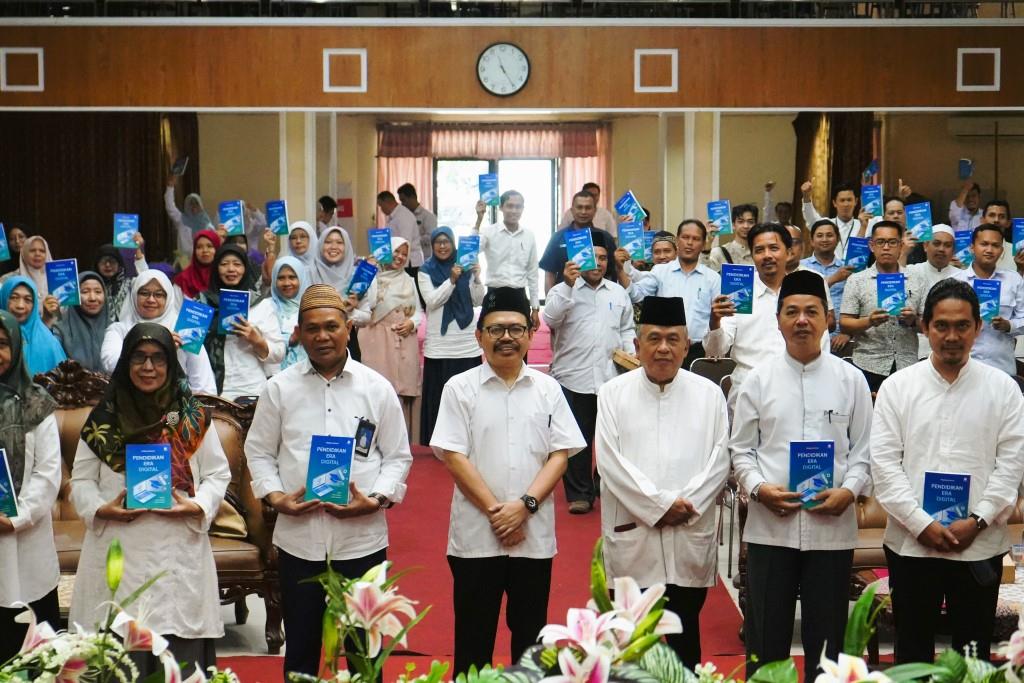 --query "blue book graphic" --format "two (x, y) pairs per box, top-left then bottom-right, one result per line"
(479, 173), (499, 207)
(458, 235), (480, 269)
(955, 230), (975, 267)
(614, 190), (647, 223)
(566, 229), (597, 272)
(368, 228), (393, 265)
(218, 200), (245, 236)
(721, 263), (755, 314)
(304, 435), (355, 505)
(789, 440), (835, 509)
(906, 202), (933, 242)
(113, 213), (139, 249)
(125, 444), (172, 510)
(218, 289), (250, 335)
(707, 200), (733, 235)
(877, 272), (906, 316)
(0, 223), (10, 263)
(346, 259), (379, 299)
(643, 231), (655, 263)
(1013, 219), (1024, 256)
(0, 448), (18, 518)
(618, 221), (644, 261)
(974, 279), (1001, 323)
(846, 237), (871, 272)
(266, 200), (289, 236)
(174, 299), (215, 354)
(46, 259), (80, 306)
(861, 185), (882, 216)
(923, 471), (970, 527)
